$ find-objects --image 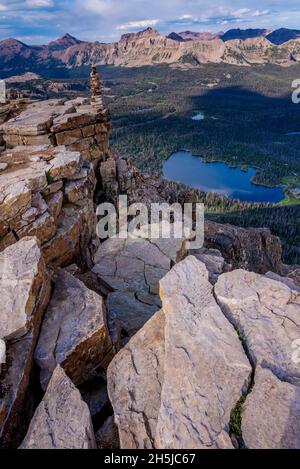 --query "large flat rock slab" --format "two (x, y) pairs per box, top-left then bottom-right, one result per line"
(0, 237), (47, 340)
(215, 269), (300, 385)
(242, 367), (300, 449)
(108, 310), (165, 449)
(92, 228), (189, 337)
(20, 366), (96, 449)
(0, 237), (51, 448)
(35, 269), (112, 390)
(0, 145), (97, 268)
(108, 257), (252, 449)
(156, 256), (251, 449)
